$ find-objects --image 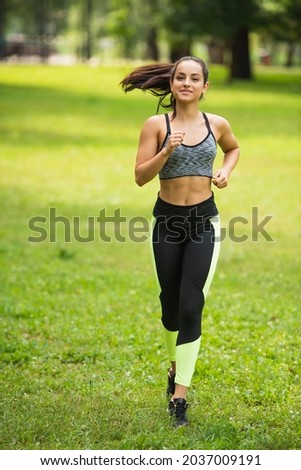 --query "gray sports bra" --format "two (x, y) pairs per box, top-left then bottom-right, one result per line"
(159, 113), (217, 180)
